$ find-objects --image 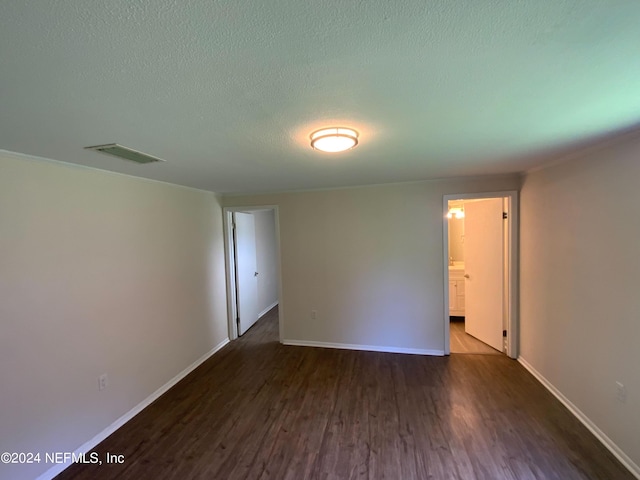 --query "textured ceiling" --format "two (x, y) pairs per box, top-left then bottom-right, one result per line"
(1, 1), (640, 193)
